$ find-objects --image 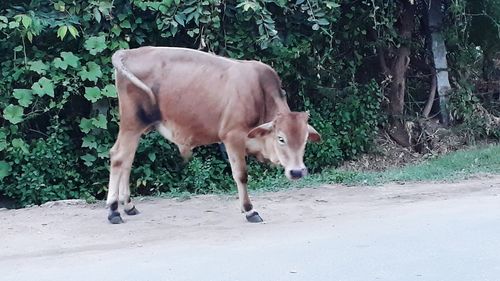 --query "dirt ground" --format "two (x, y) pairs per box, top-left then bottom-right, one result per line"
(1, 175), (500, 280)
